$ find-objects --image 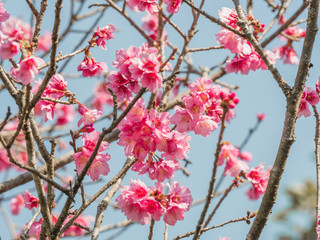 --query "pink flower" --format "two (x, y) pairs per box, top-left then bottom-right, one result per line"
(46, 73), (67, 98)
(10, 194), (24, 215)
(0, 2), (10, 23)
(73, 131), (111, 181)
(77, 104), (102, 127)
(298, 99), (311, 118)
(142, 14), (158, 33)
(163, 0), (182, 14)
(273, 45), (299, 64)
(218, 143), (249, 176)
(13, 56), (45, 85)
(218, 7), (238, 28)
(28, 218), (43, 239)
(94, 24), (116, 50)
(37, 31), (52, 52)
(164, 181), (193, 226)
(303, 86), (319, 106)
(116, 180), (192, 226)
(22, 190), (39, 210)
(239, 151), (253, 161)
(257, 113), (266, 121)
(126, 0), (158, 15)
(0, 40), (20, 60)
(77, 56), (108, 77)
(246, 164), (270, 200)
